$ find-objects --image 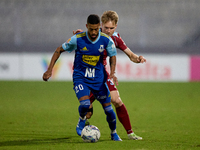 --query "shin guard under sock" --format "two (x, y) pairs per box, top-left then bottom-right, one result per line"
(78, 99), (90, 118)
(104, 105), (116, 131)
